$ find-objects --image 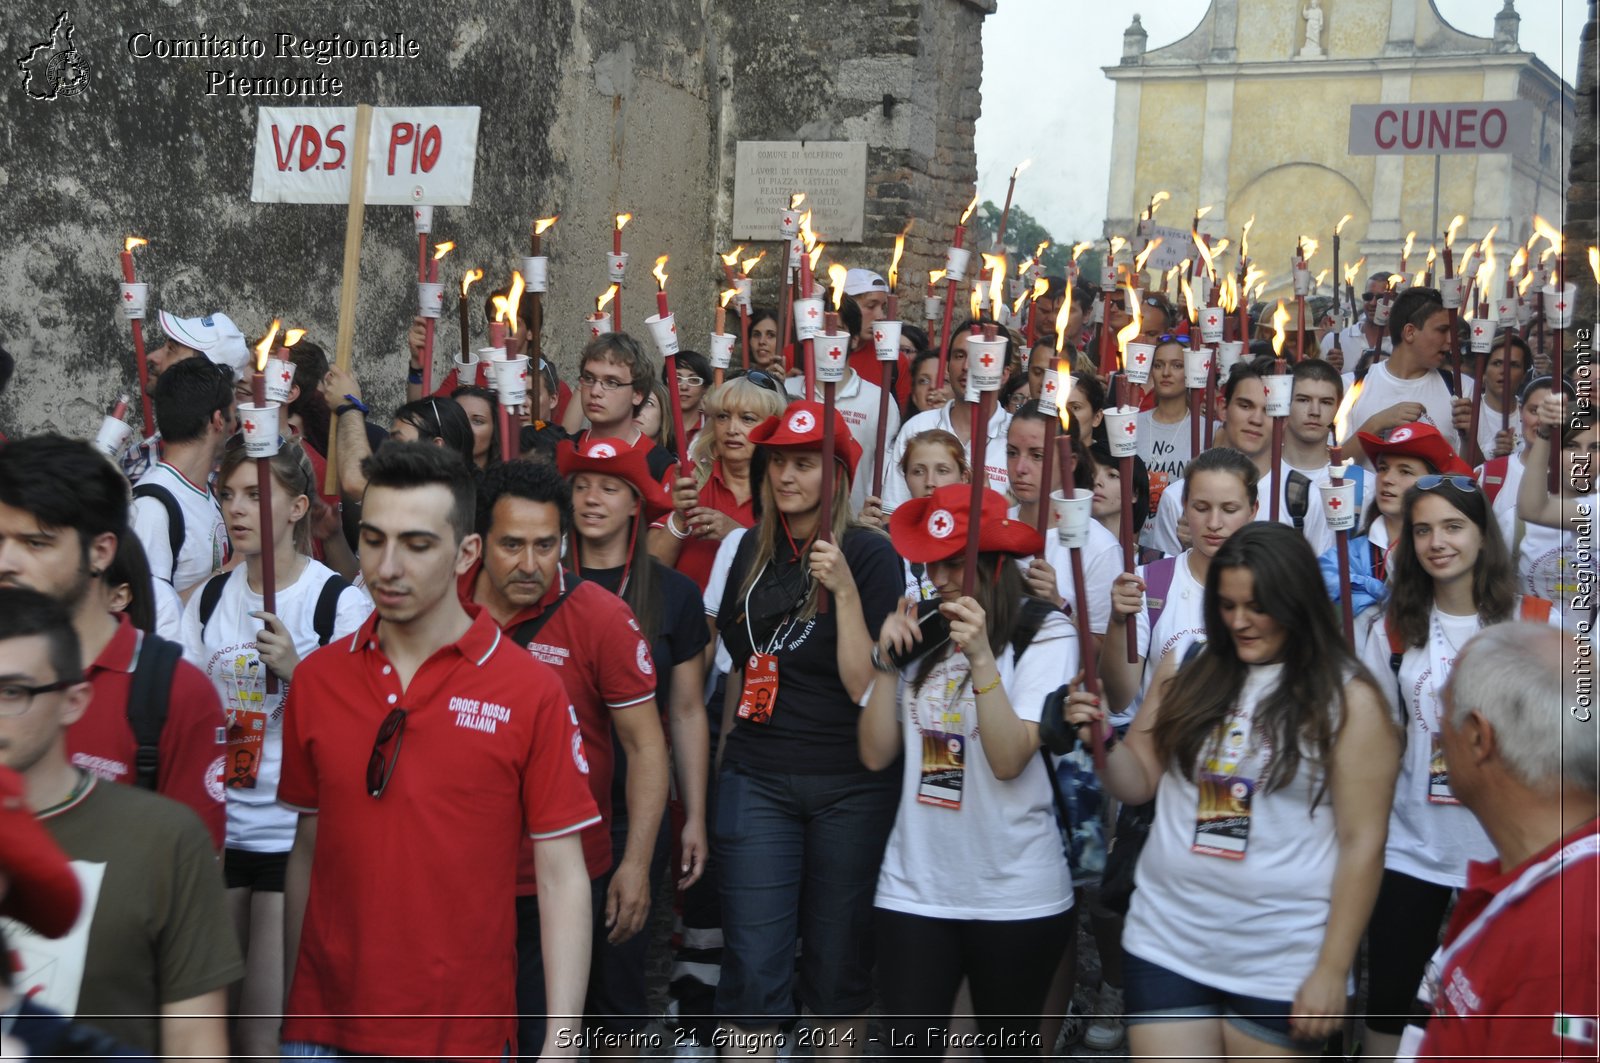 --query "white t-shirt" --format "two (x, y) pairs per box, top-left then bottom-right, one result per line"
(786, 372), (901, 516)
(1497, 483), (1595, 617)
(1031, 519), (1120, 637)
(1124, 550), (1208, 726)
(152, 577), (184, 643)
(1124, 661), (1341, 1001)
(1136, 410), (1195, 500)
(1341, 360), (1463, 455)
(1321, 319), (1392, 359)
(180, 560), (372, 852)
(1474, 394), (1524, 466)
(873, 608), (1077, 920)
(882, 402), (1012, 514)
(129, 462), (229, 595)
